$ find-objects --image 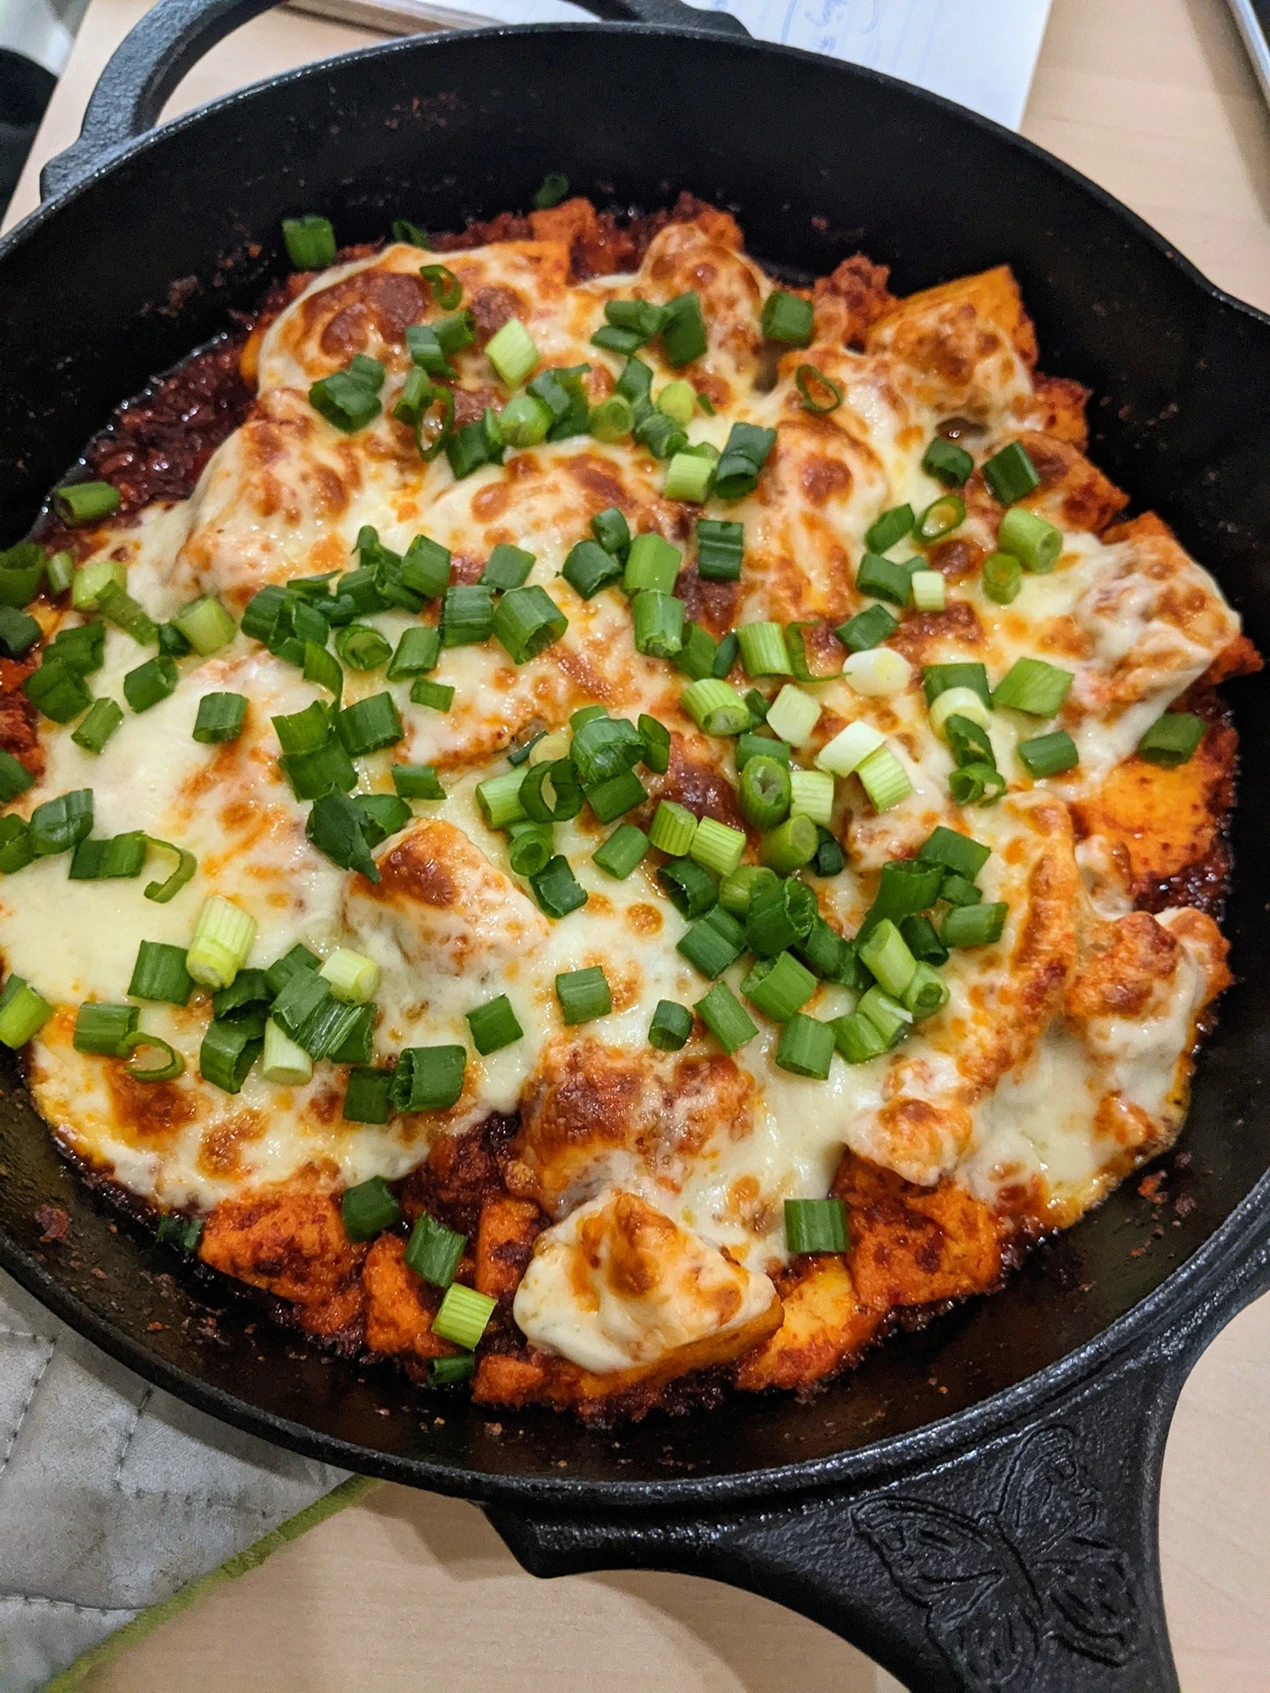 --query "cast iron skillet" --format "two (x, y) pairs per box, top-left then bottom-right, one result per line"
(1, 2), (1269, 1686)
